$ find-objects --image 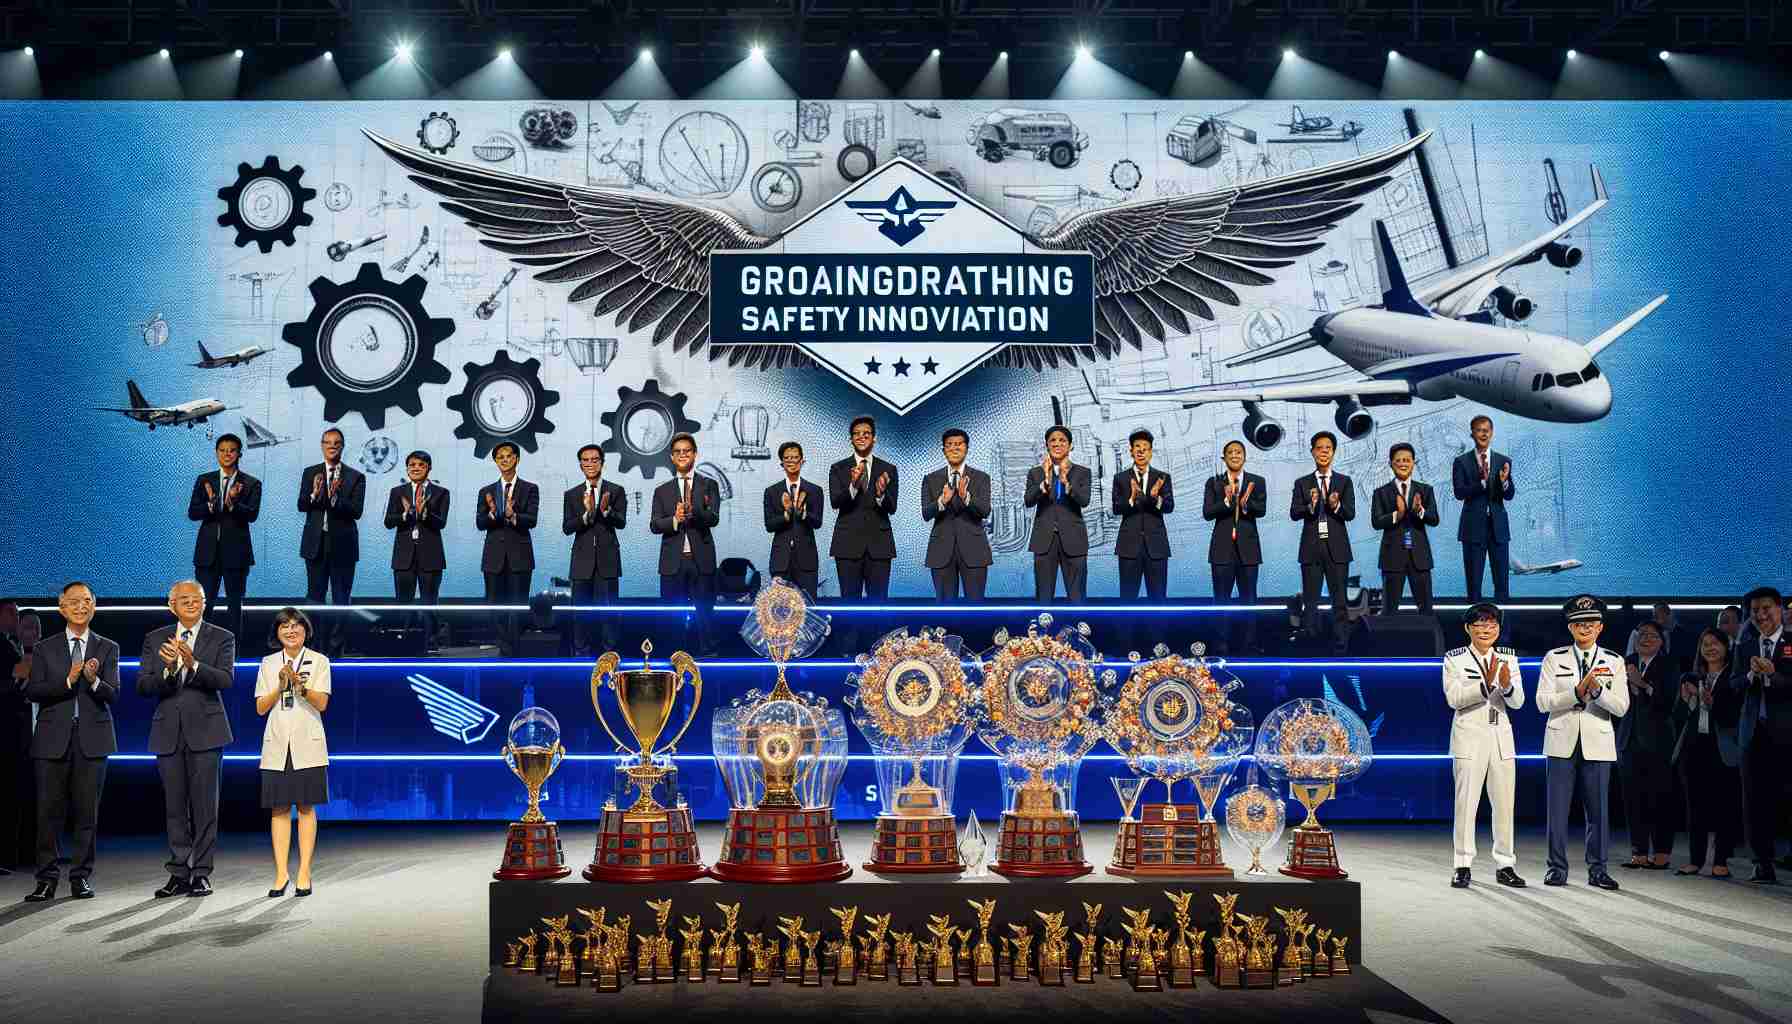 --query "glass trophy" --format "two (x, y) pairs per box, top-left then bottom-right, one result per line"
(1224, 760), (1286, 875)
(710, 580), (852, 882)
(493, 707), (573, 880)
(845, 627), (977, 873)
(1252, 698), (1374, 879)
(972, 614), (1109, 878)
